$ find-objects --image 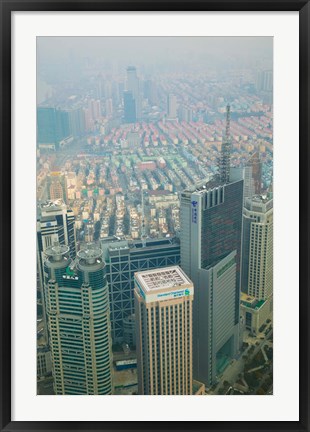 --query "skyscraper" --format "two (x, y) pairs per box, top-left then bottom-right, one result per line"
(37, 200), (76, 342)
(37, 200), (76, 260)
(88, 99), (101, 121)
(134, 266), (194, 395)
(240, 194), (273, 333)
(180, 176), (243, 386)
(123, 91), (136, 123)
(126, 66), (141, 120)
(66, 106), (86, 137)
(167, 94), (177, 119)
(102, 237), (180, 343)
(241, 194), (273, 300)
(180, 106), (243, 386)
(37, 106), (71, 149)
(44, 243), (113, 395)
